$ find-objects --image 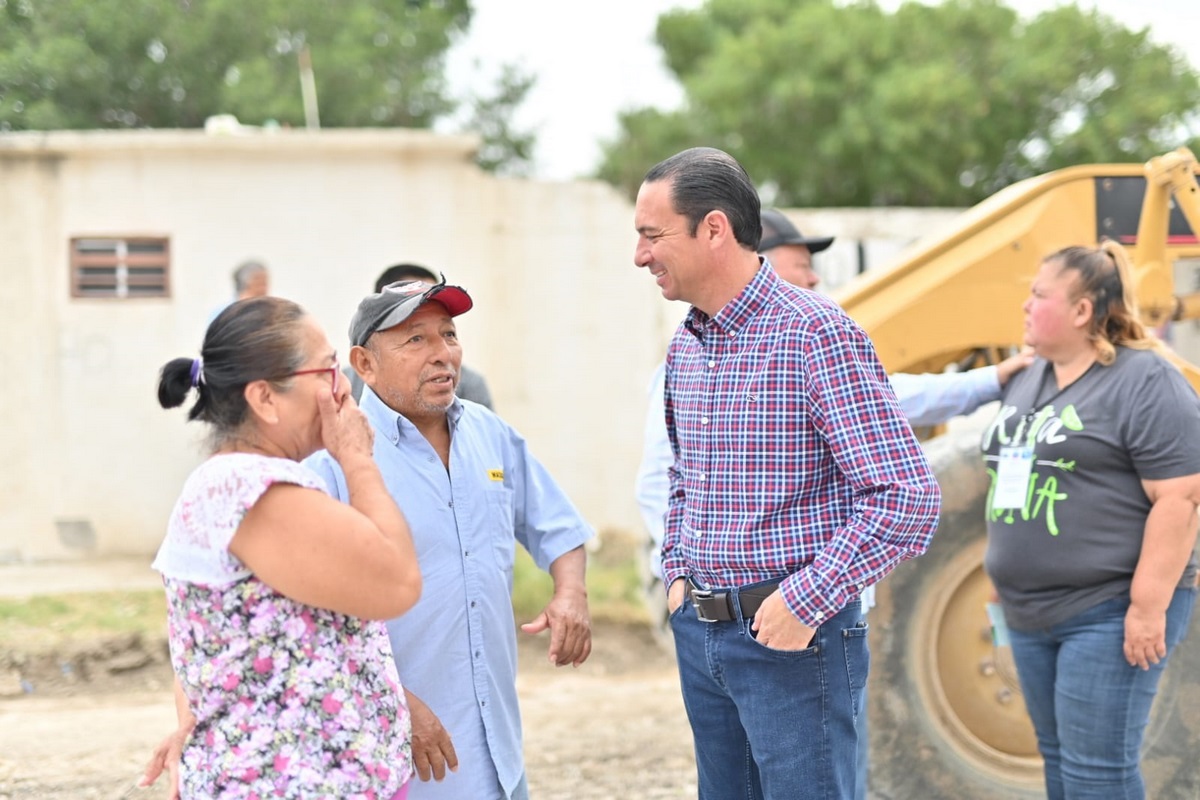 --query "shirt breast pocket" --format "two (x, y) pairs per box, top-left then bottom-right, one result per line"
(484, 487), (516, 574)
